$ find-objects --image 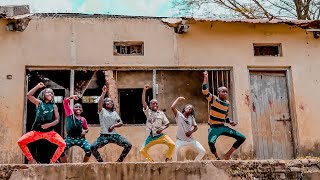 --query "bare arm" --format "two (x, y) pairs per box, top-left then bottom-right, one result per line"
(192, 126), (198, 133)
(27, 82), (44, 106)
(109, 120), (123, 132)
(142, 85), (149, 110)
(203, 71), (208, 85)
(98, 85), (108, 113)
(112, 120), (123, 128)
(171, 97), (185, 117)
